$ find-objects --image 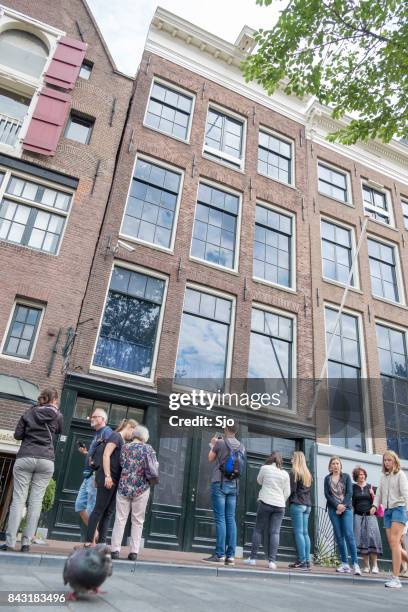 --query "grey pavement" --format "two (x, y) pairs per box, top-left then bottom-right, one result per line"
(0, 562), (406, 612)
